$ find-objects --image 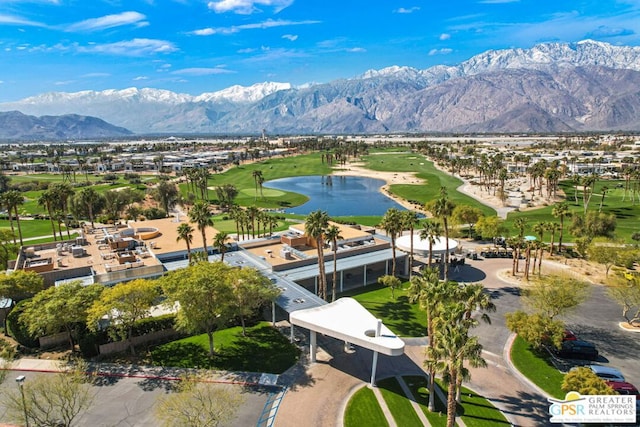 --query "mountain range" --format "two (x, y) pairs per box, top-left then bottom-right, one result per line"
(0, 111), (132, 140)
(2, 39), (640, 136)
